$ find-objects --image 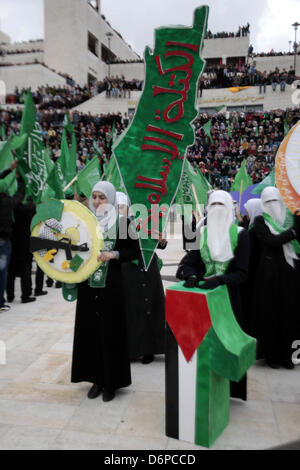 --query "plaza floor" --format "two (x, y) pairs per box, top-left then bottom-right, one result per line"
(0, 224), (299, 450)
